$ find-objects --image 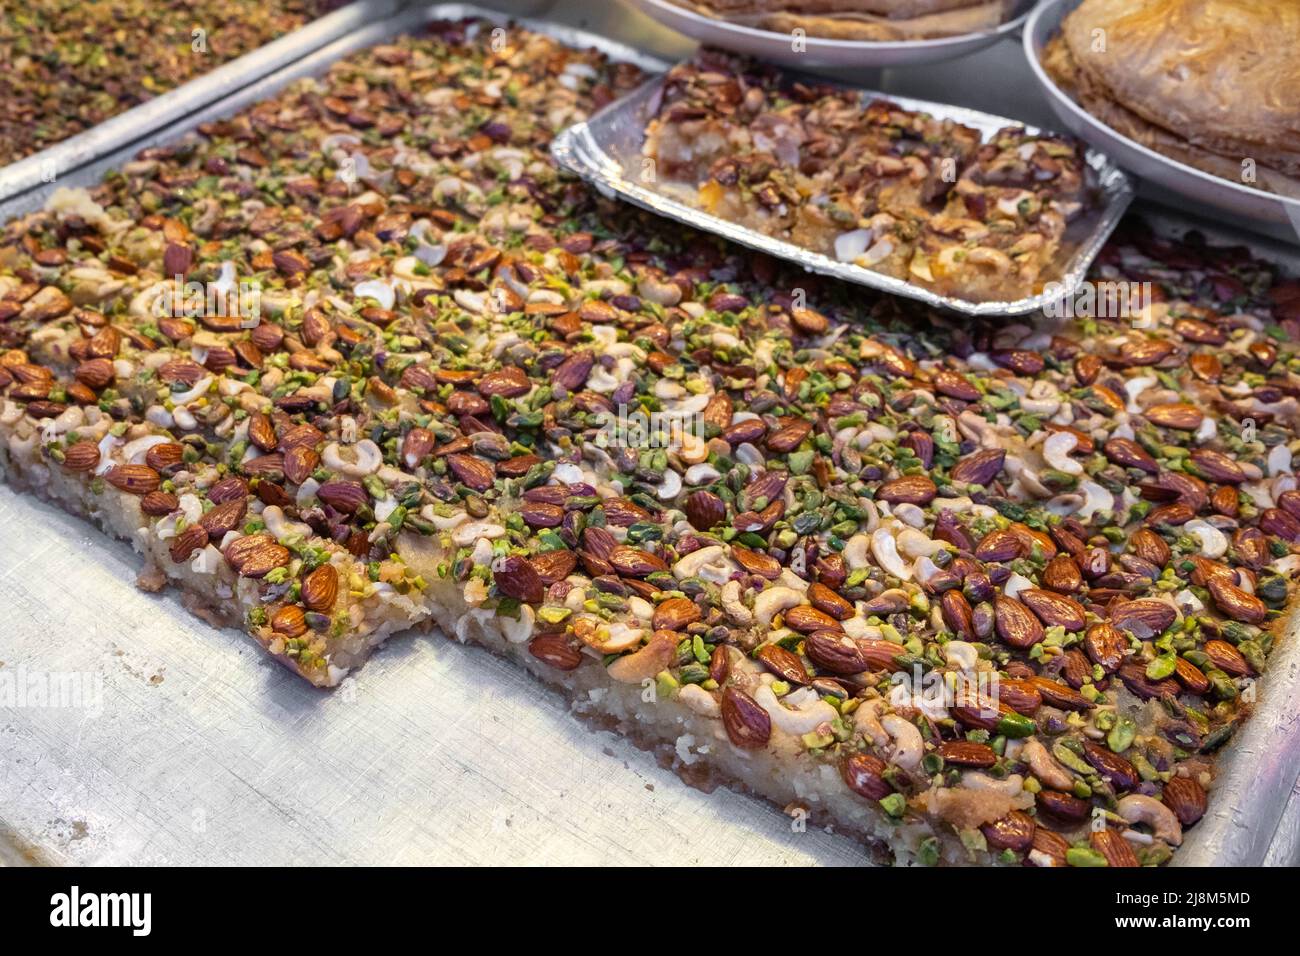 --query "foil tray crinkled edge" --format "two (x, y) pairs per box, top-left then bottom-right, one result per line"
(552, 71), (1135, 317)
(0, 2), (1295, 866)
(0, 1), (402, 206)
